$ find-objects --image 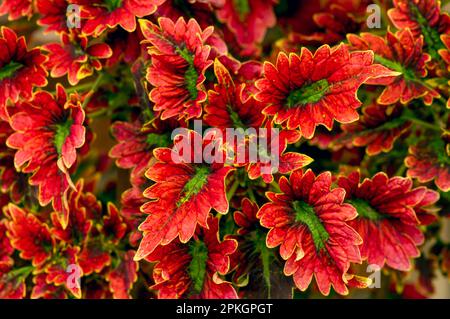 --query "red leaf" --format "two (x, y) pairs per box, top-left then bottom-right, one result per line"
(6, 204), (54, 268)
(256, 44), (398, 138)
(136, 130), (234, 260)
(106, 251), (139, 299)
